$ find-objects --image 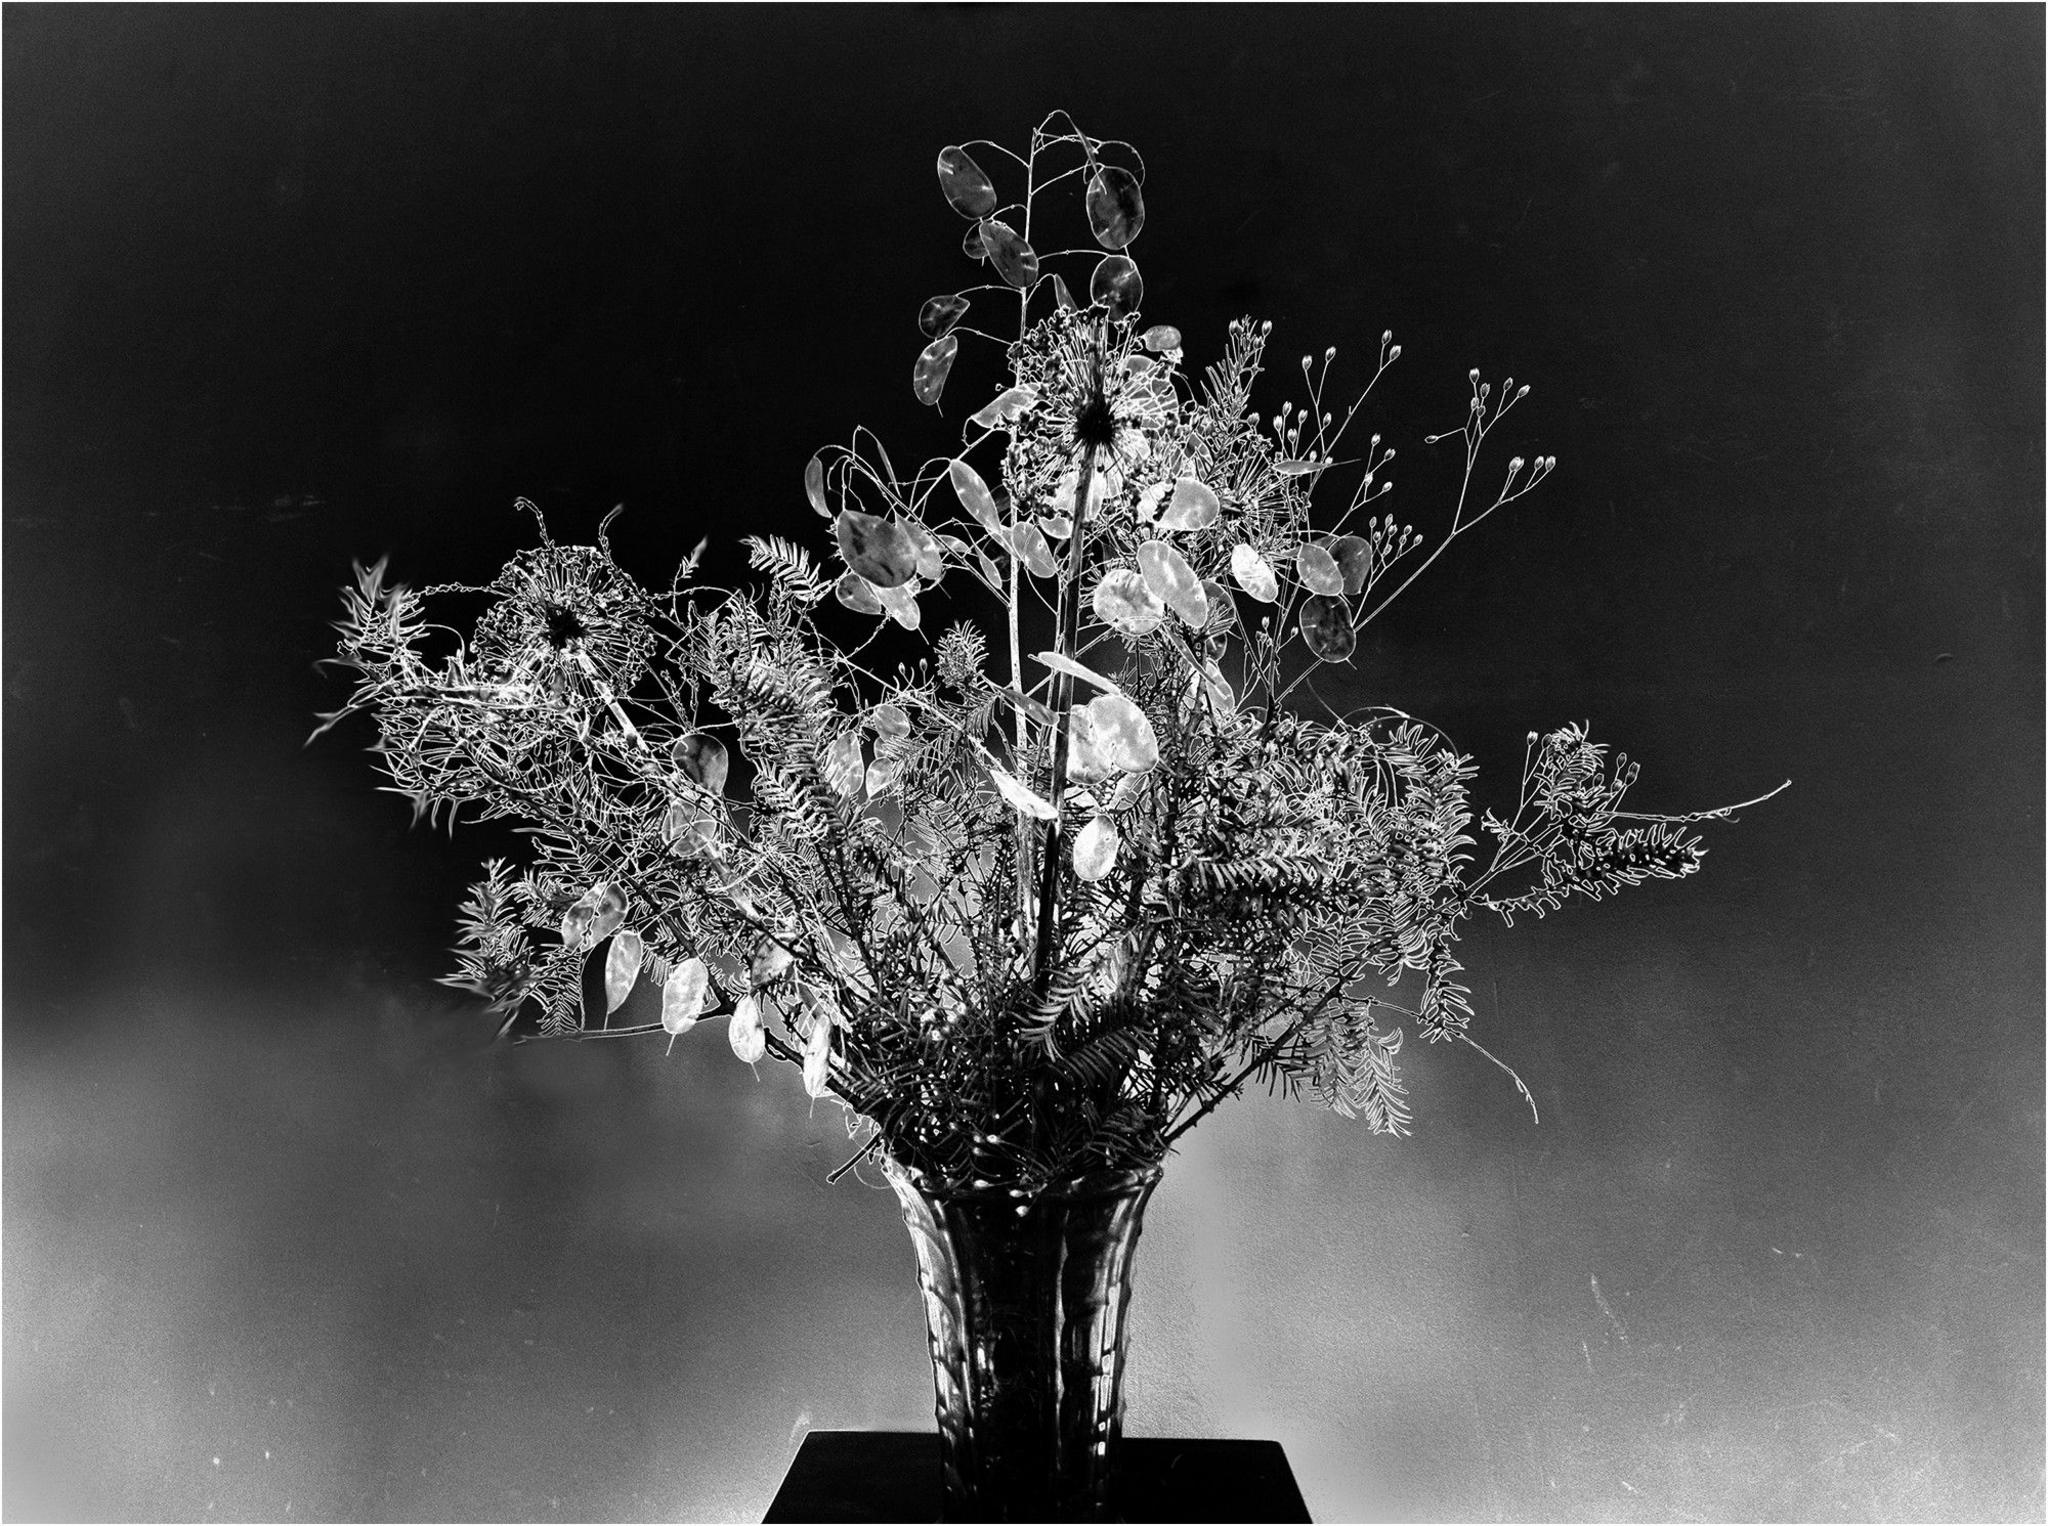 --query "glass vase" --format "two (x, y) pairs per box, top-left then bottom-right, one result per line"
(882, 1154), (1165, 1523)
